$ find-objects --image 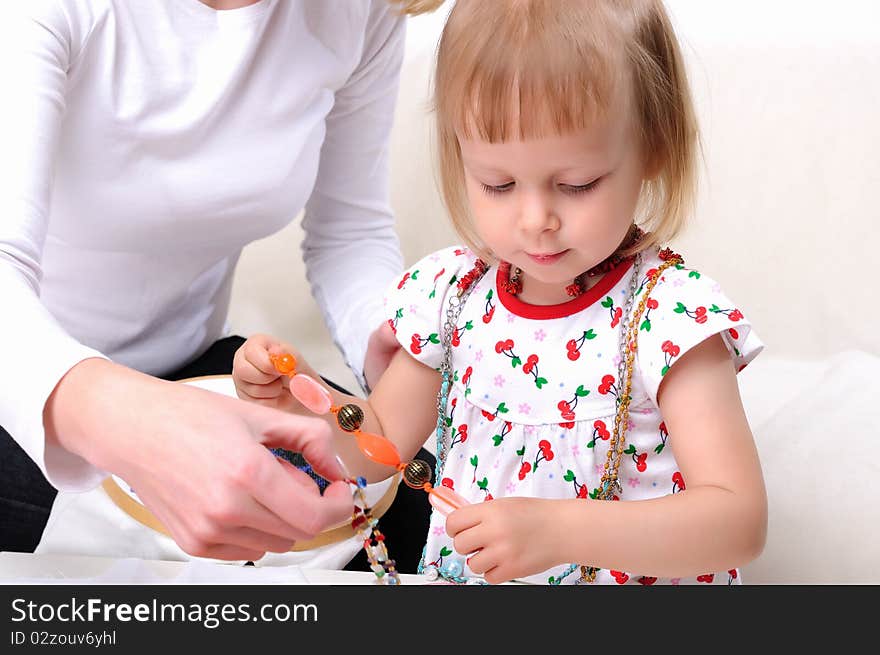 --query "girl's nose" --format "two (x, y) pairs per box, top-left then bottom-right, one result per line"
(517, 191), (560, 234)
